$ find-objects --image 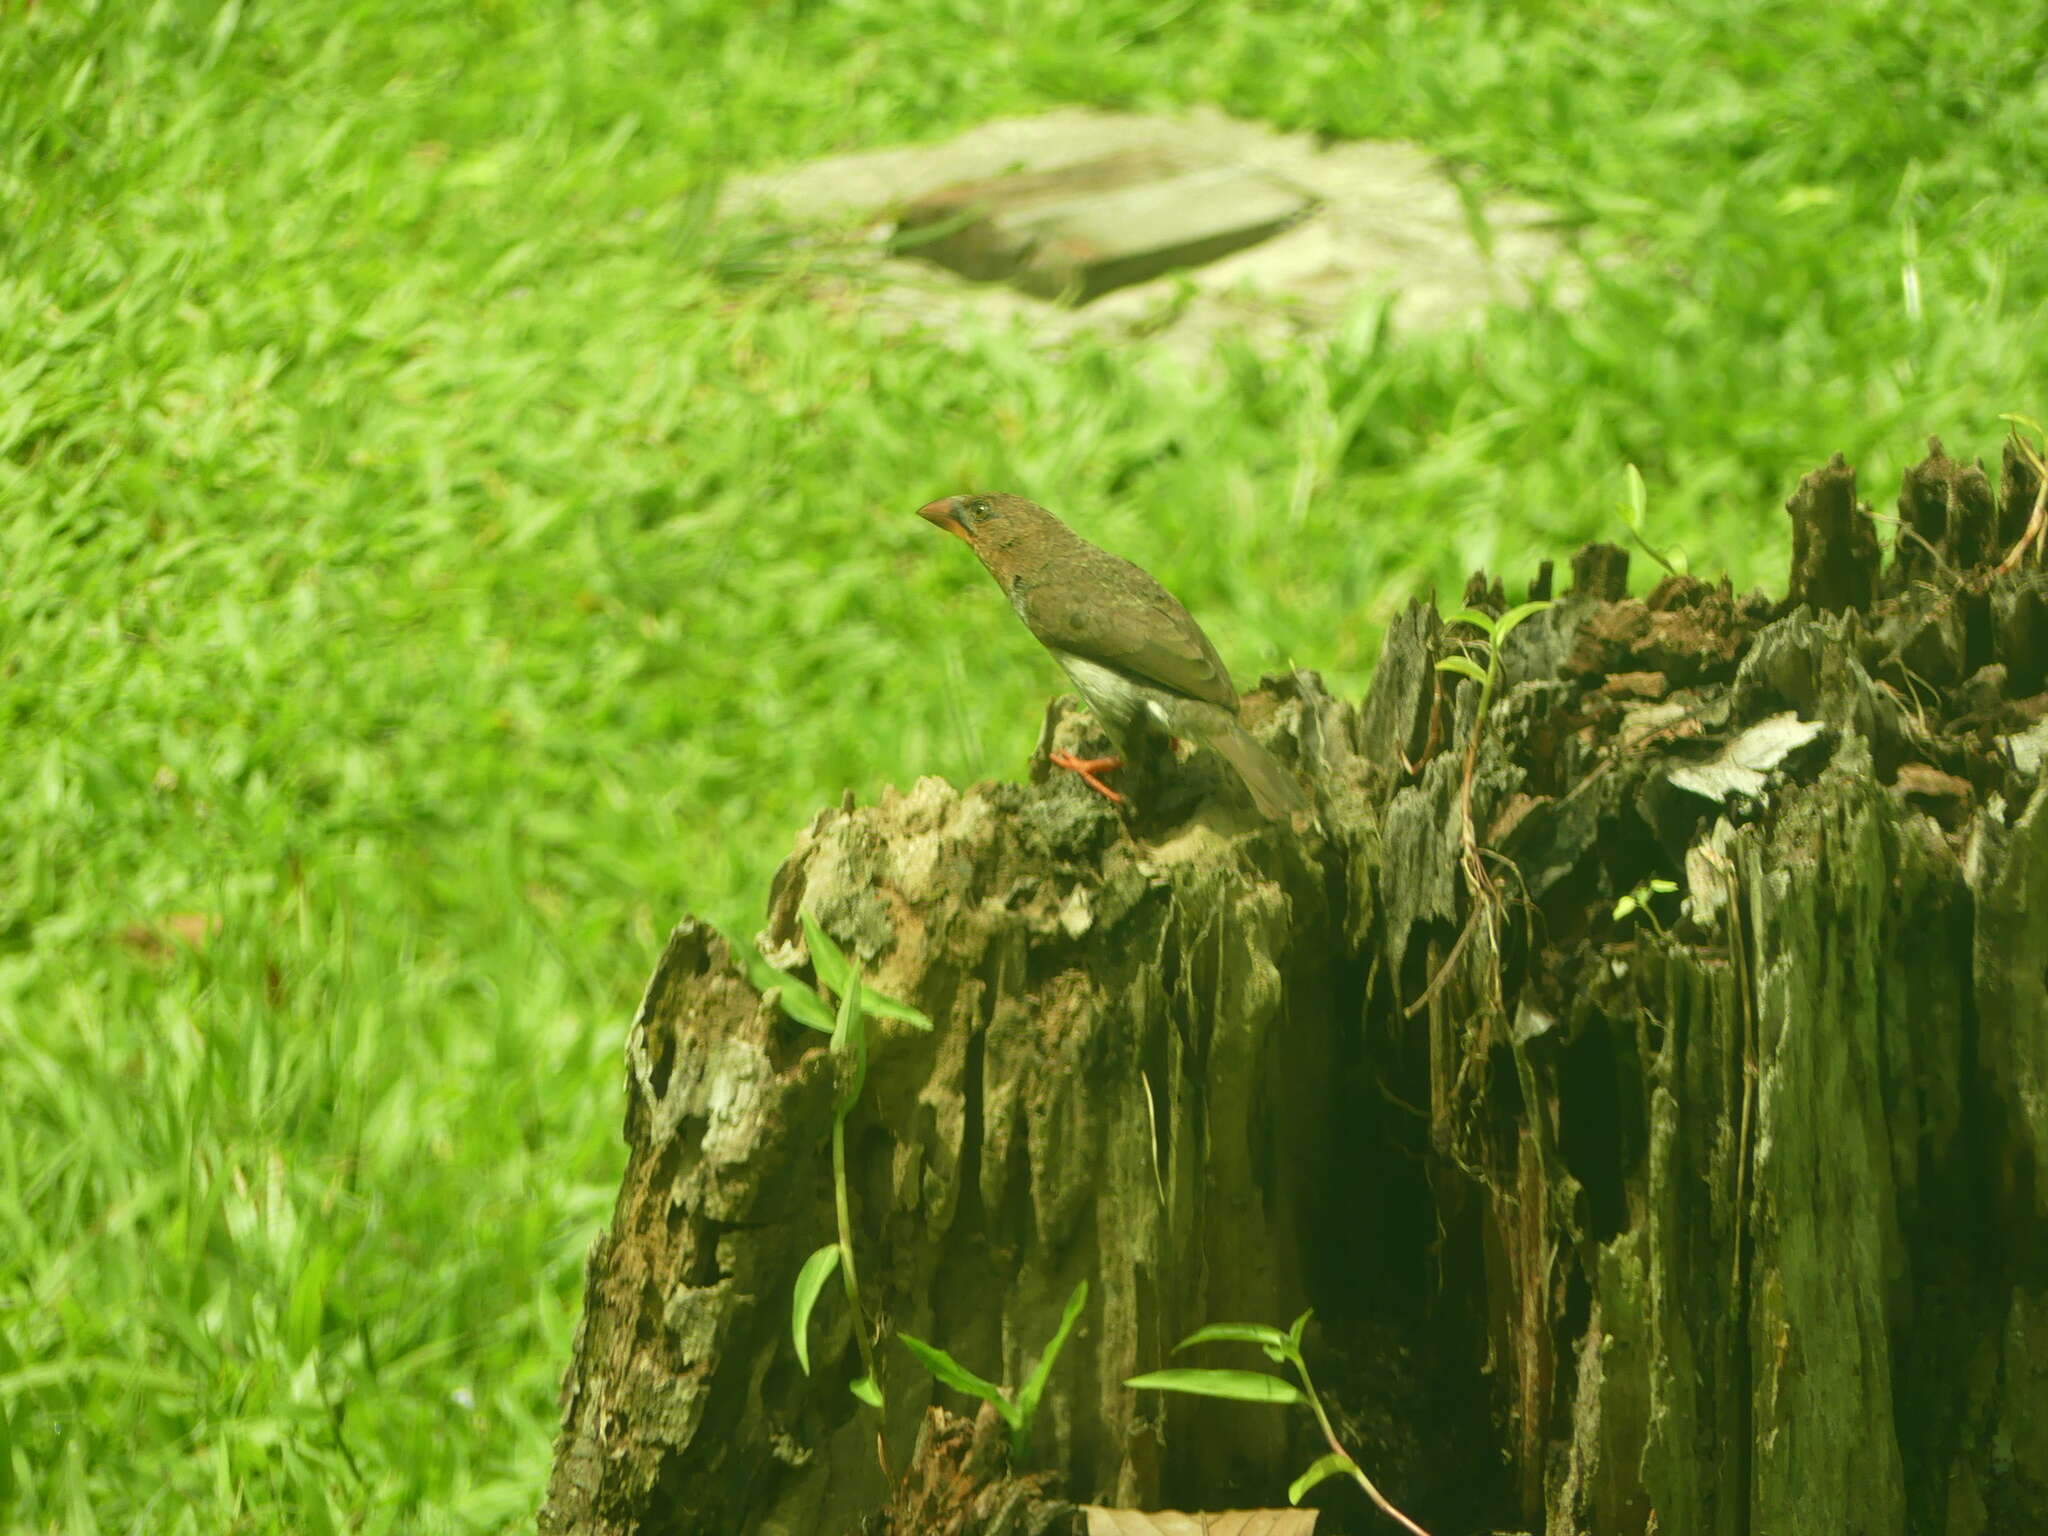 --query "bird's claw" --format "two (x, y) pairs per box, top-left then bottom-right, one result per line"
(1049, 751), (1126, 805)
